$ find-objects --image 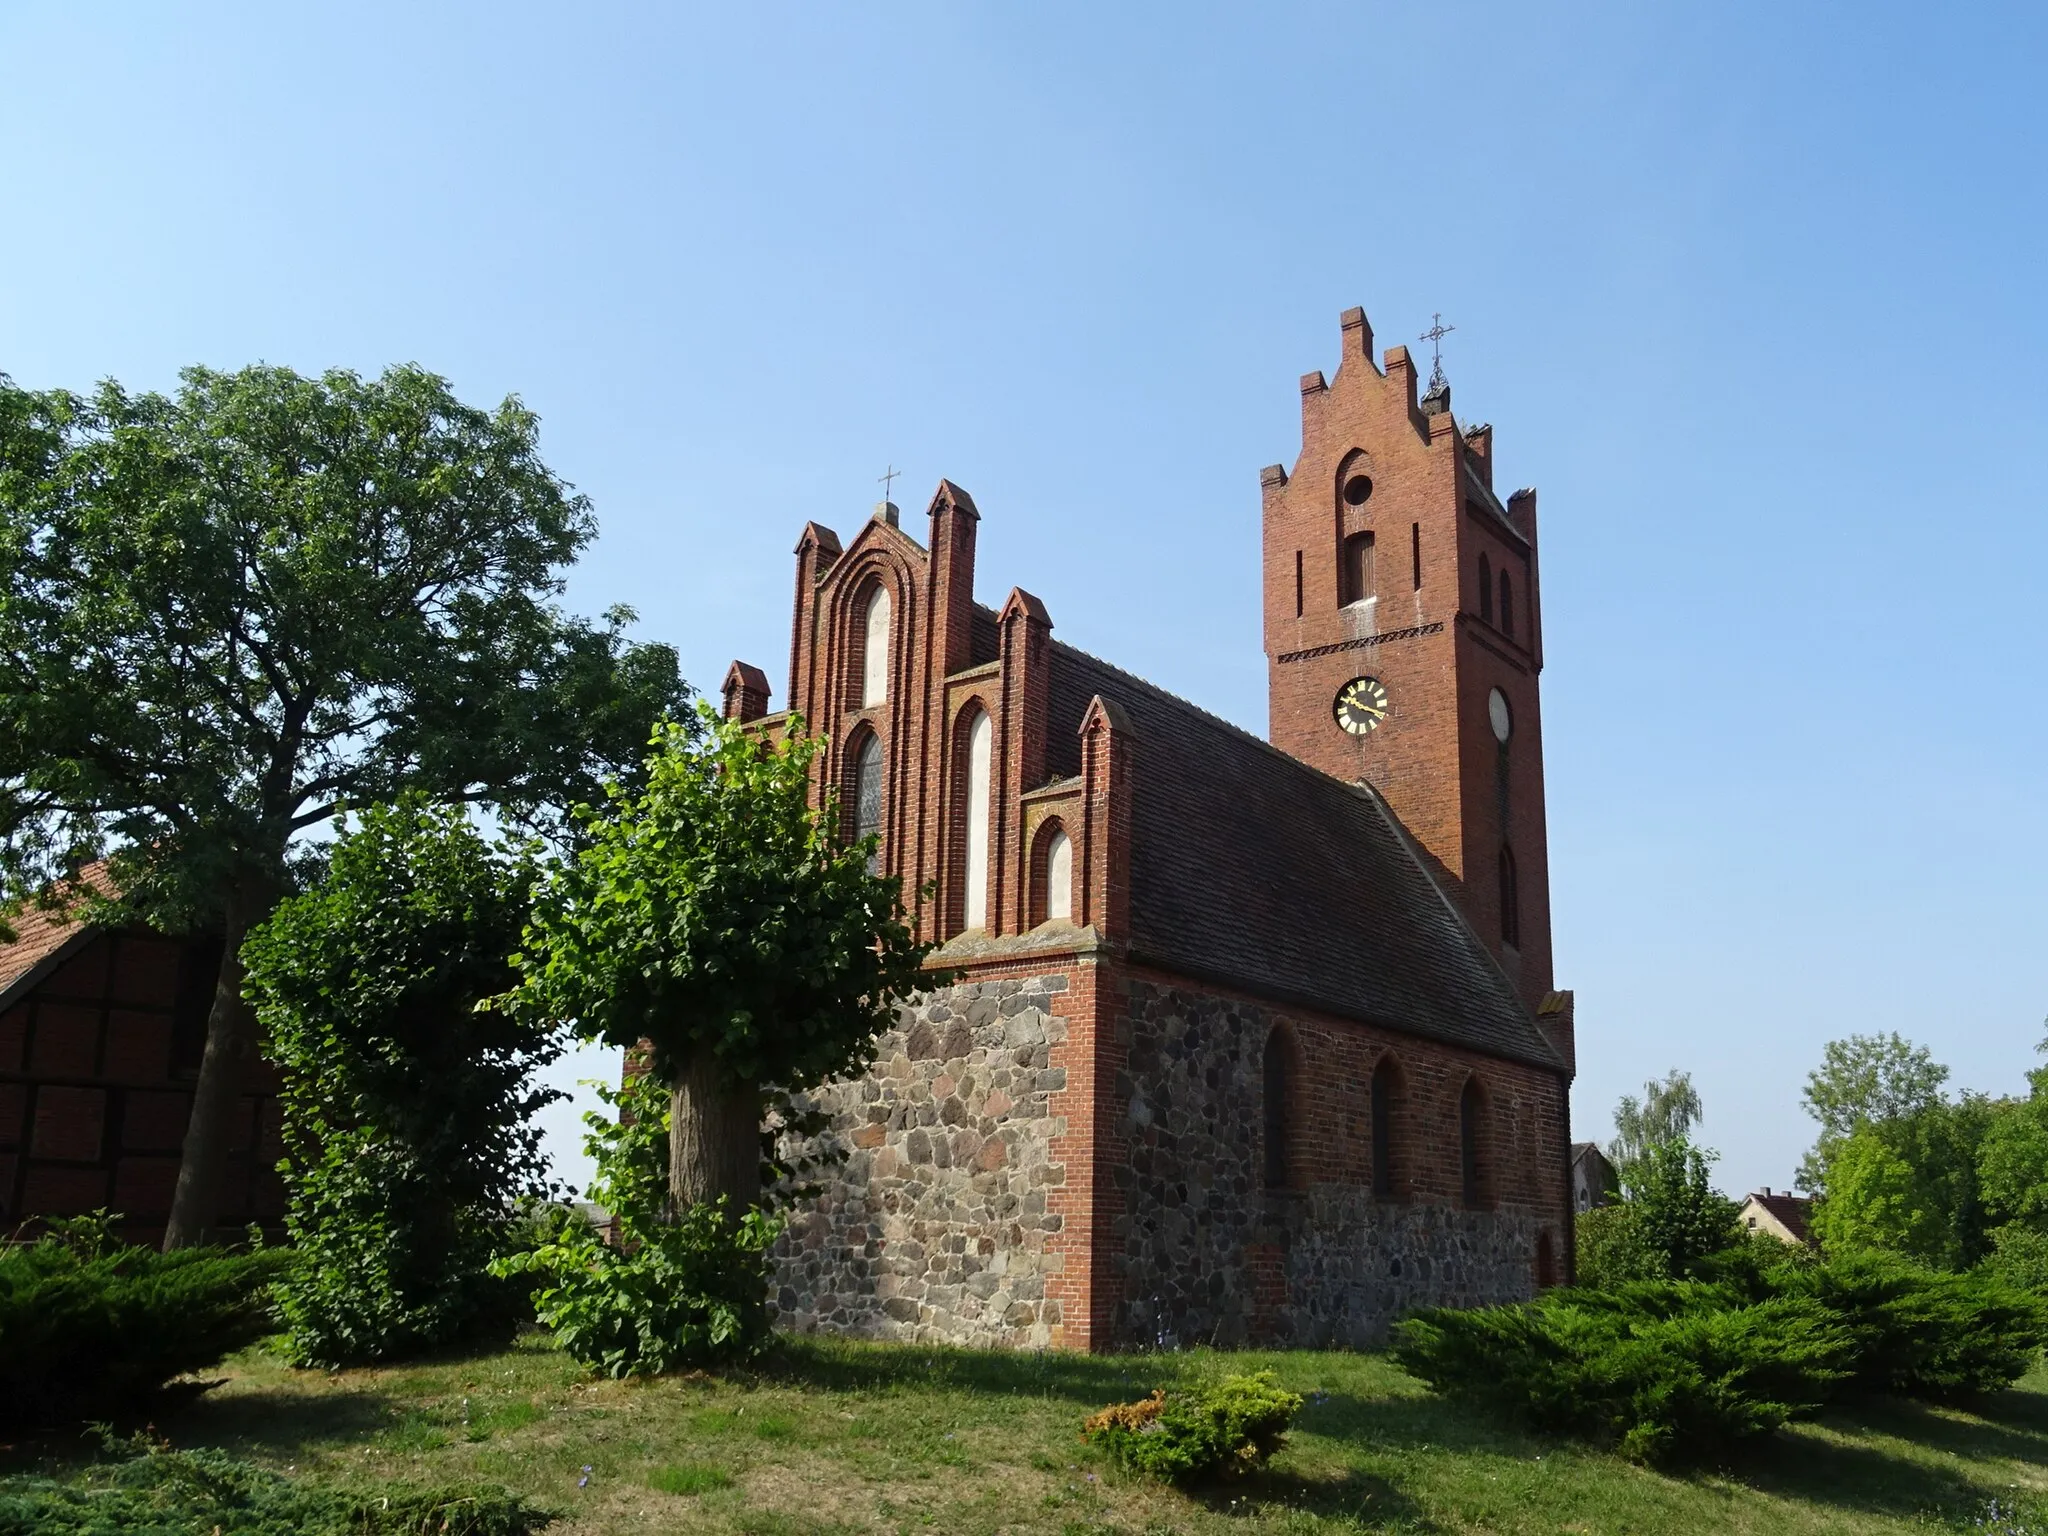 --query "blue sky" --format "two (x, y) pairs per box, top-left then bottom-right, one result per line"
(4, 4), (2044, 1197)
